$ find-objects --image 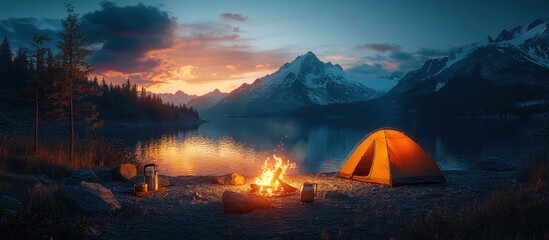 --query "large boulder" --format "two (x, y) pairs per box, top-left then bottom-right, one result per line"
(111, 164), (137, 182)
(94, 168), (112, 182)
(213, 172), (245, 185)
(63, 169), (100, 185)
(58, 181), (121, 216)
(222, 191), (271, 213)
(27, 175), (50, 186)
(0, 195), (23, 211)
